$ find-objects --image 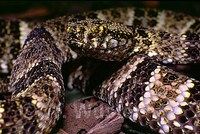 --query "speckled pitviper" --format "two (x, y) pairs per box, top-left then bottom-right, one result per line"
(0, 7), (200, 134)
